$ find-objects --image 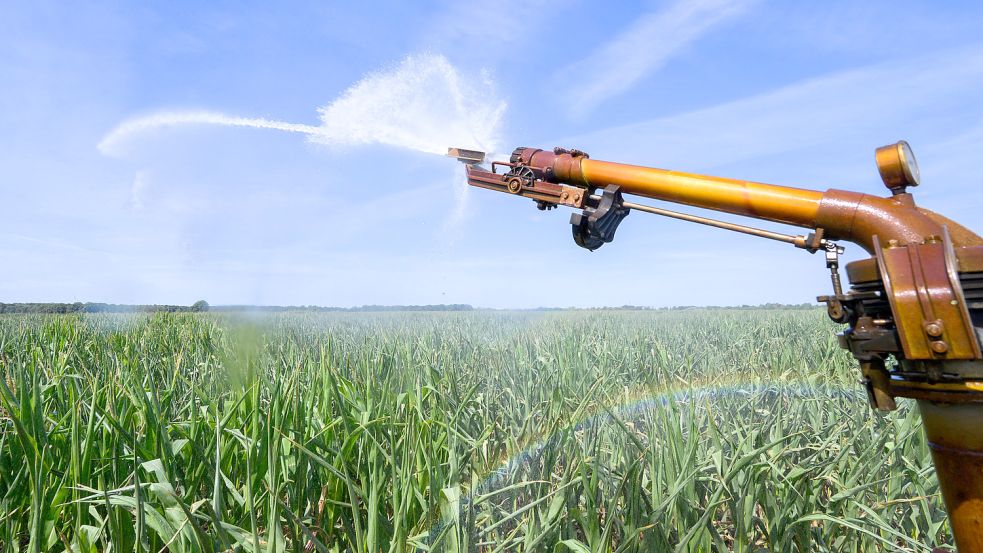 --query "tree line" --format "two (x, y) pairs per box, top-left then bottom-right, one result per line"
(213, 304), (475, 313)
(0, 300), (209, 314)
(0, 301), (481, 314)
